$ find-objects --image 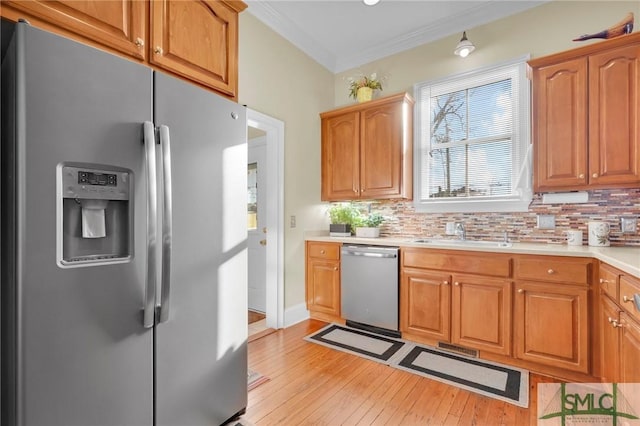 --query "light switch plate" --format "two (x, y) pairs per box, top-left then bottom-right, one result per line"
(537, 214), (556, 229)
(621, 217), (637, 234)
